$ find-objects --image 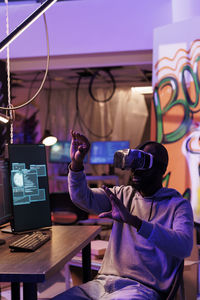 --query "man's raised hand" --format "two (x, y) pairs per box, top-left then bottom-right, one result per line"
(70, 130), (90, 171)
